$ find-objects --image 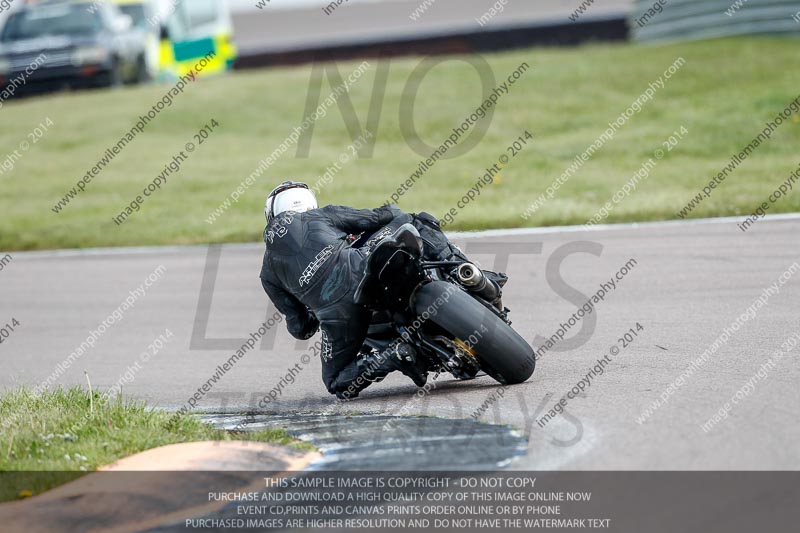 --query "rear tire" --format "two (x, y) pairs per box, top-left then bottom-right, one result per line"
(412, 281), (535, 385)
